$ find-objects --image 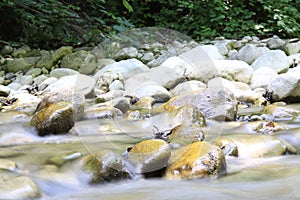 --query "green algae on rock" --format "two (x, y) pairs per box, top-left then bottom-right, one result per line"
(30, 101), (74, 136)
(81, 151), (130, 184)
